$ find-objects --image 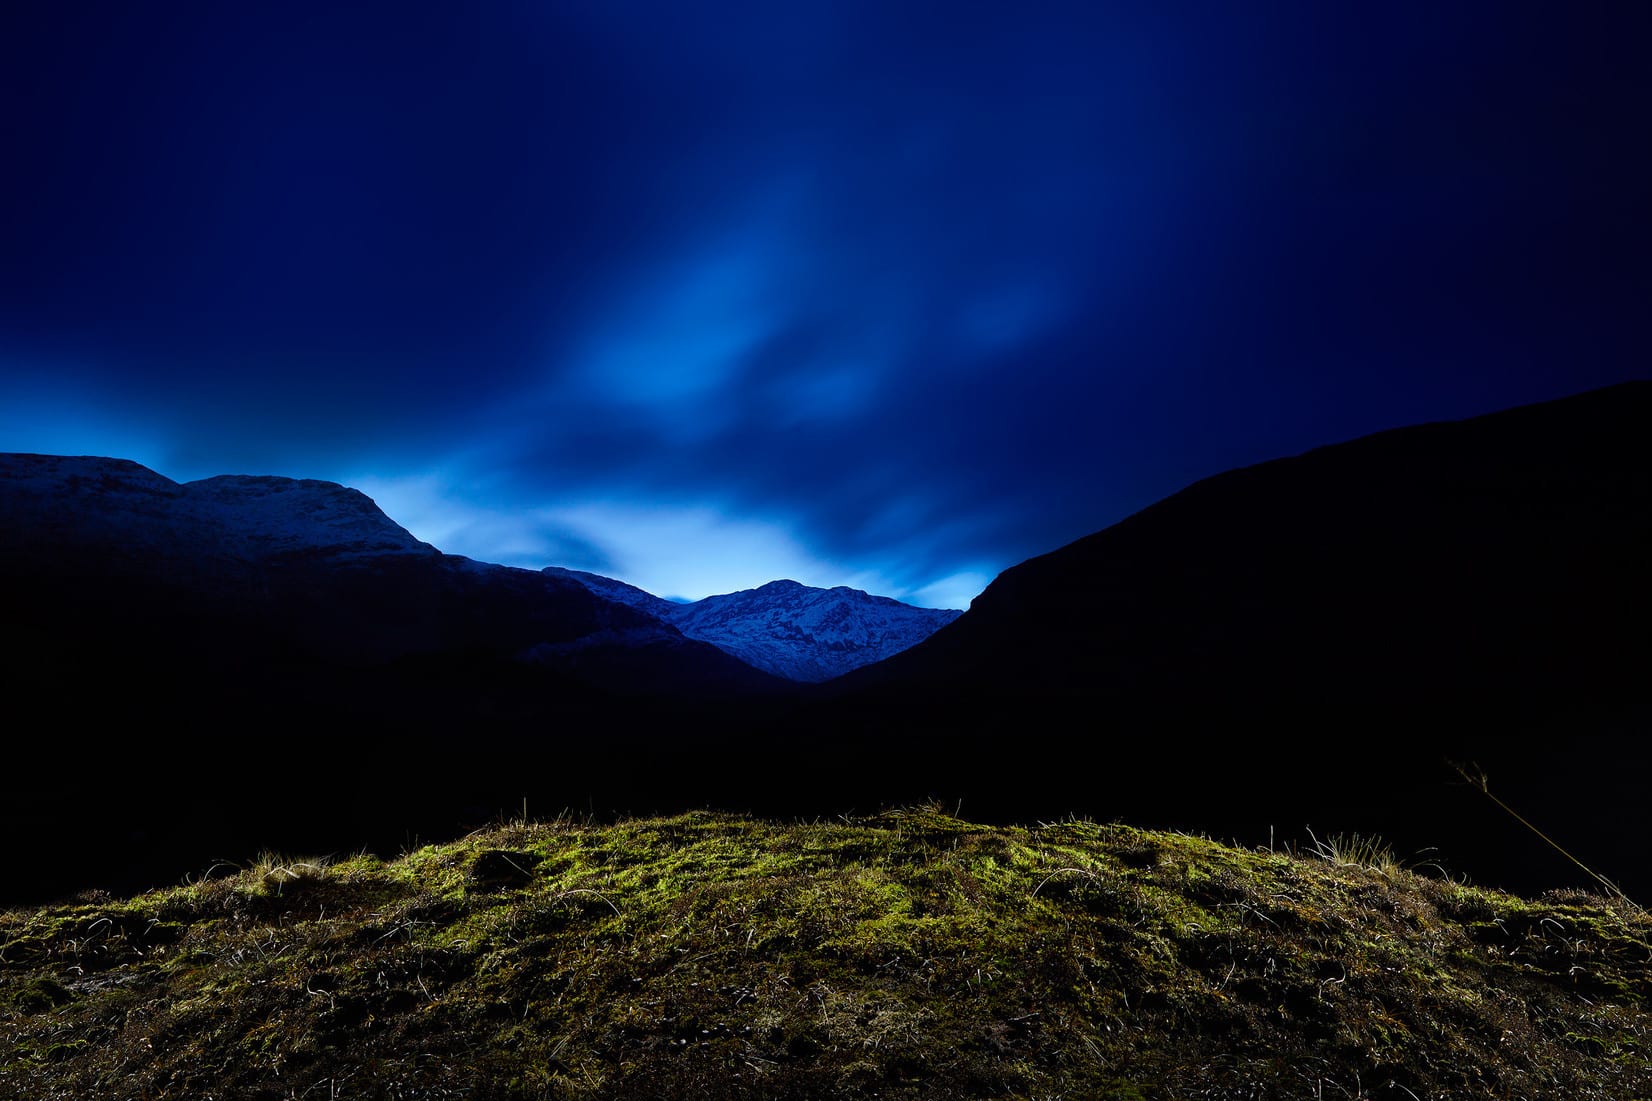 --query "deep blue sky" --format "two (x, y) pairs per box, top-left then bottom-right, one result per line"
(3, 3), (1648, 607)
